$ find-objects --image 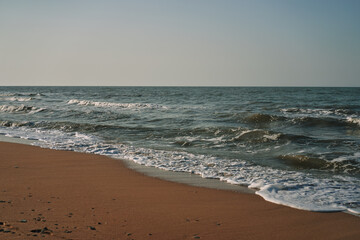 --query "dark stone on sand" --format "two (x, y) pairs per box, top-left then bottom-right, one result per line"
(41, 227), (52, 234)
(0, 200), (6, 203)
(30, 227), (52, 235)
(64, 230), (72, 233)
(20, 219), (27, 223)
(89, 226), (96, 230)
